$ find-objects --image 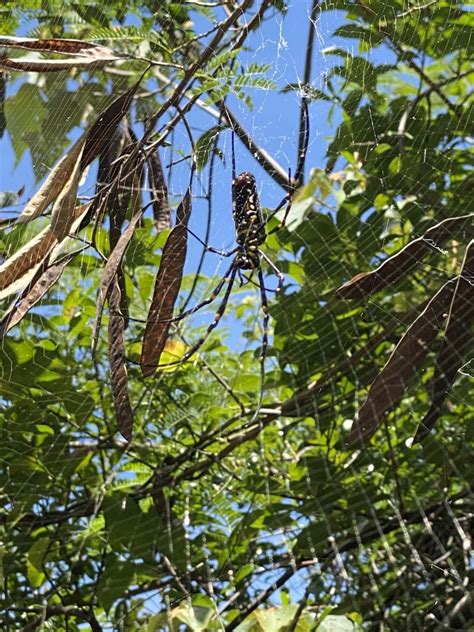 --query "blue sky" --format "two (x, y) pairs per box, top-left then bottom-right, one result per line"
(0, 2), (347, 219)
(0, 3), (355, 353)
